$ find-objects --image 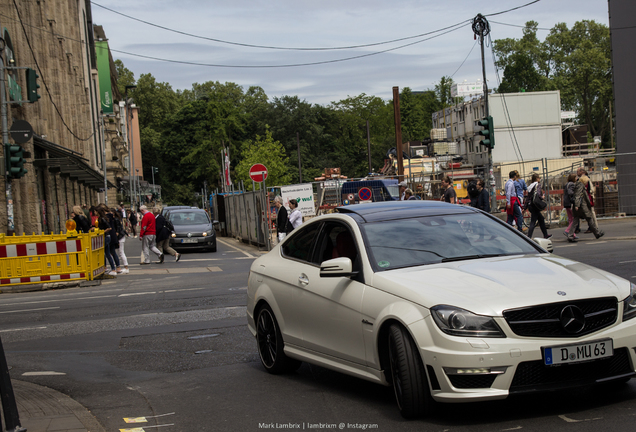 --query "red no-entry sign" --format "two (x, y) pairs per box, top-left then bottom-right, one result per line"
(249, 163), (268, 182)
